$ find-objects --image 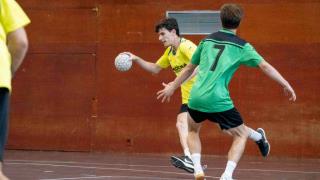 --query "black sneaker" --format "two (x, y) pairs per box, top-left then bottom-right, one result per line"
(256, 128), (270, 157)
(170, 155), (194, 173)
